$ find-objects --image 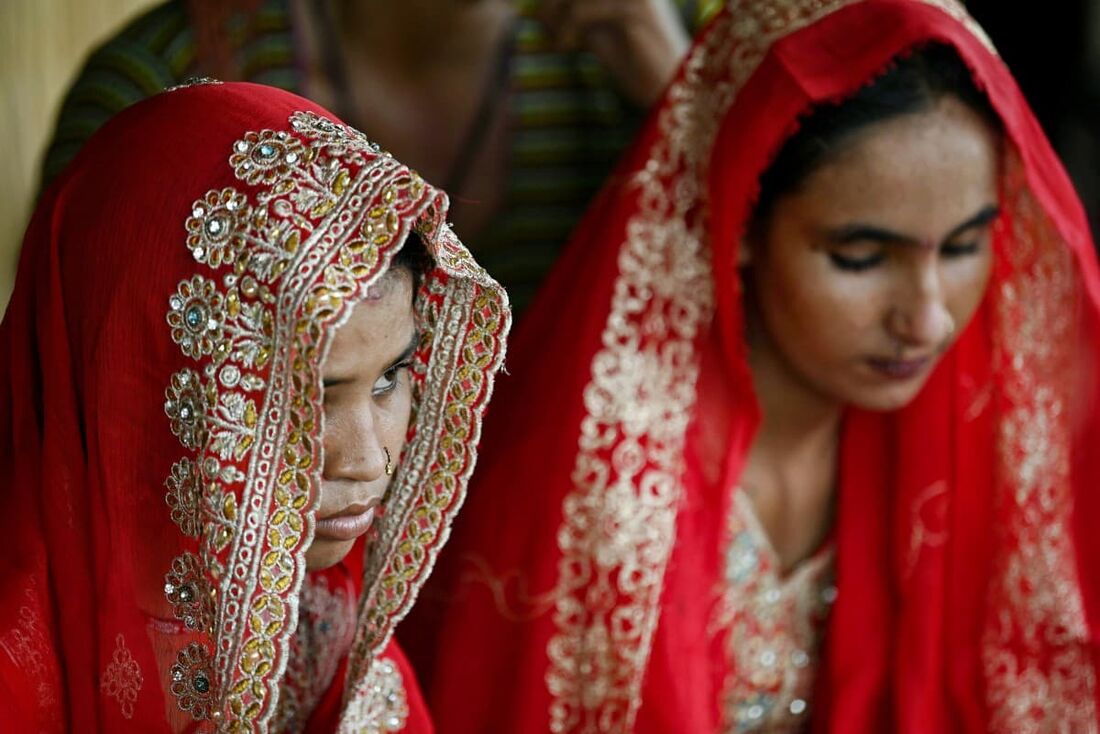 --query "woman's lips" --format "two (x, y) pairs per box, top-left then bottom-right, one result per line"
(315, 503), (378, 542)
(865, 355), (932, 380)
